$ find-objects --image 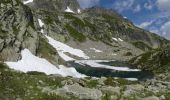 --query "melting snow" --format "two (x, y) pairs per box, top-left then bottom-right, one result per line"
(112, 37), (123, 42)
(38, 19), (45, 33)
(77, 9), (81, 13)
(90, 48), (102, 53)
(23, 0), (33, 4)
(118, 38), (123, 42)
(75, 60), (140, 72)
(65, 6), (74, 13)
(125, 78), (138, 81)
(5, 49), (86, 78)
(45, 35), (89, 61)
(58, 52), (75, 61)
(112, 38), (118, 41)
(114, 77), (138, 81)
(38, 19), (44, 27)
